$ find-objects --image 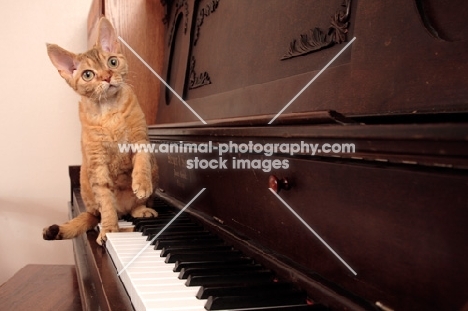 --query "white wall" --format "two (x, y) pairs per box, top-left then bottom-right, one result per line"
(0, 0), (92, 285)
